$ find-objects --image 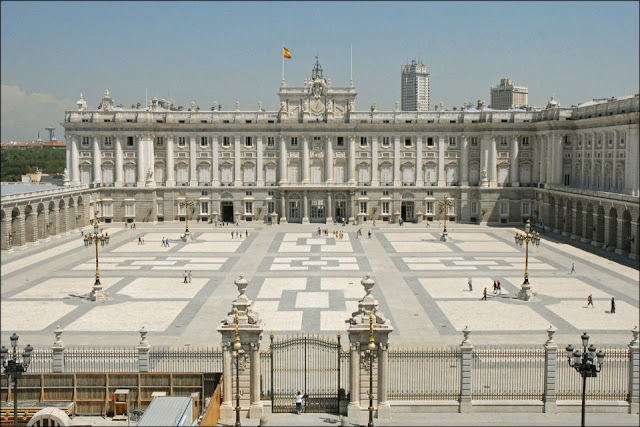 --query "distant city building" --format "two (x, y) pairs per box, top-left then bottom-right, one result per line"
(1, 141), (66, 150)
(401, 59), (430, 112)
(490, 78), (529, 110)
